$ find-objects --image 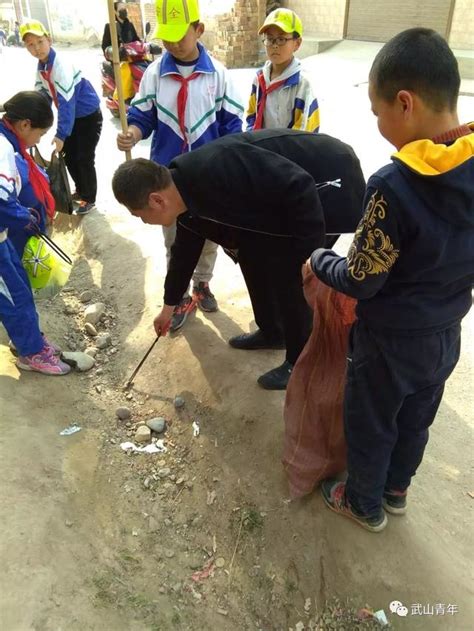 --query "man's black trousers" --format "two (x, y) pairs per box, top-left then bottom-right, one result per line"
(63, 109), (103, 204)
(238, 233), (320, 365)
